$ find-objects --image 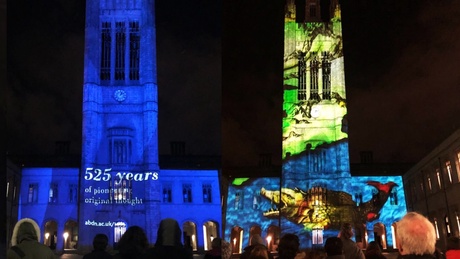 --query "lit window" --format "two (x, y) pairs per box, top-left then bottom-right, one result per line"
(456, 152), (460, 182)
(114, 222), (127, 243)
(445, 161), (453, 184)
(456, 212), (460, 234)
(434, 218), (440, 240)
(309, 53), (320, 101)
(163, 185), (172, 203)
(183, 184), (192, 203)
(112, 178), (131, 202)
(49, 183), (58, 203)
(427, 174), (432, 192)
(321, 52), (331, 100)
(312, 228), (323, 244)
(436, 169), (442, 190)
(6, 181), (9, 198)
(203, 184), (212, 203)
(445, 215), (451, 236)
(28, 184), (38, 203)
